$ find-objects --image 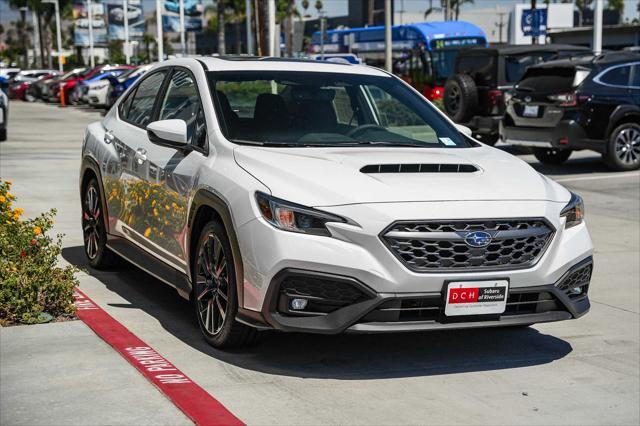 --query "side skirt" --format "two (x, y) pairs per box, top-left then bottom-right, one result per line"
(107, 237), (192, 300)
